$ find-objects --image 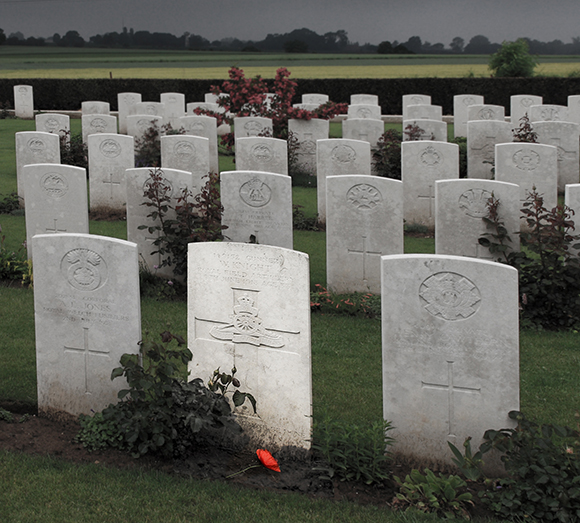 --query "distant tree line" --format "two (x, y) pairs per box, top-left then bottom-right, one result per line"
(2, 26), (580, 55)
